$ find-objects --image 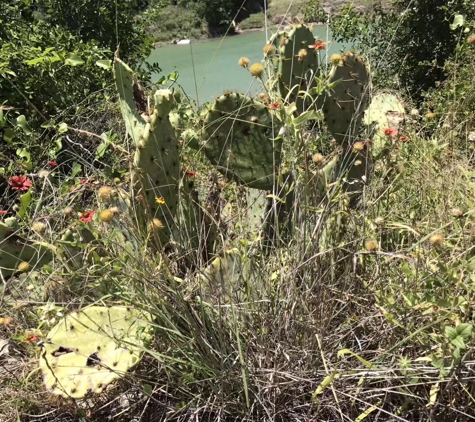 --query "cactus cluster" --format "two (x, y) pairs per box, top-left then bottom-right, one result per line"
(40, 306), (151, 399)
